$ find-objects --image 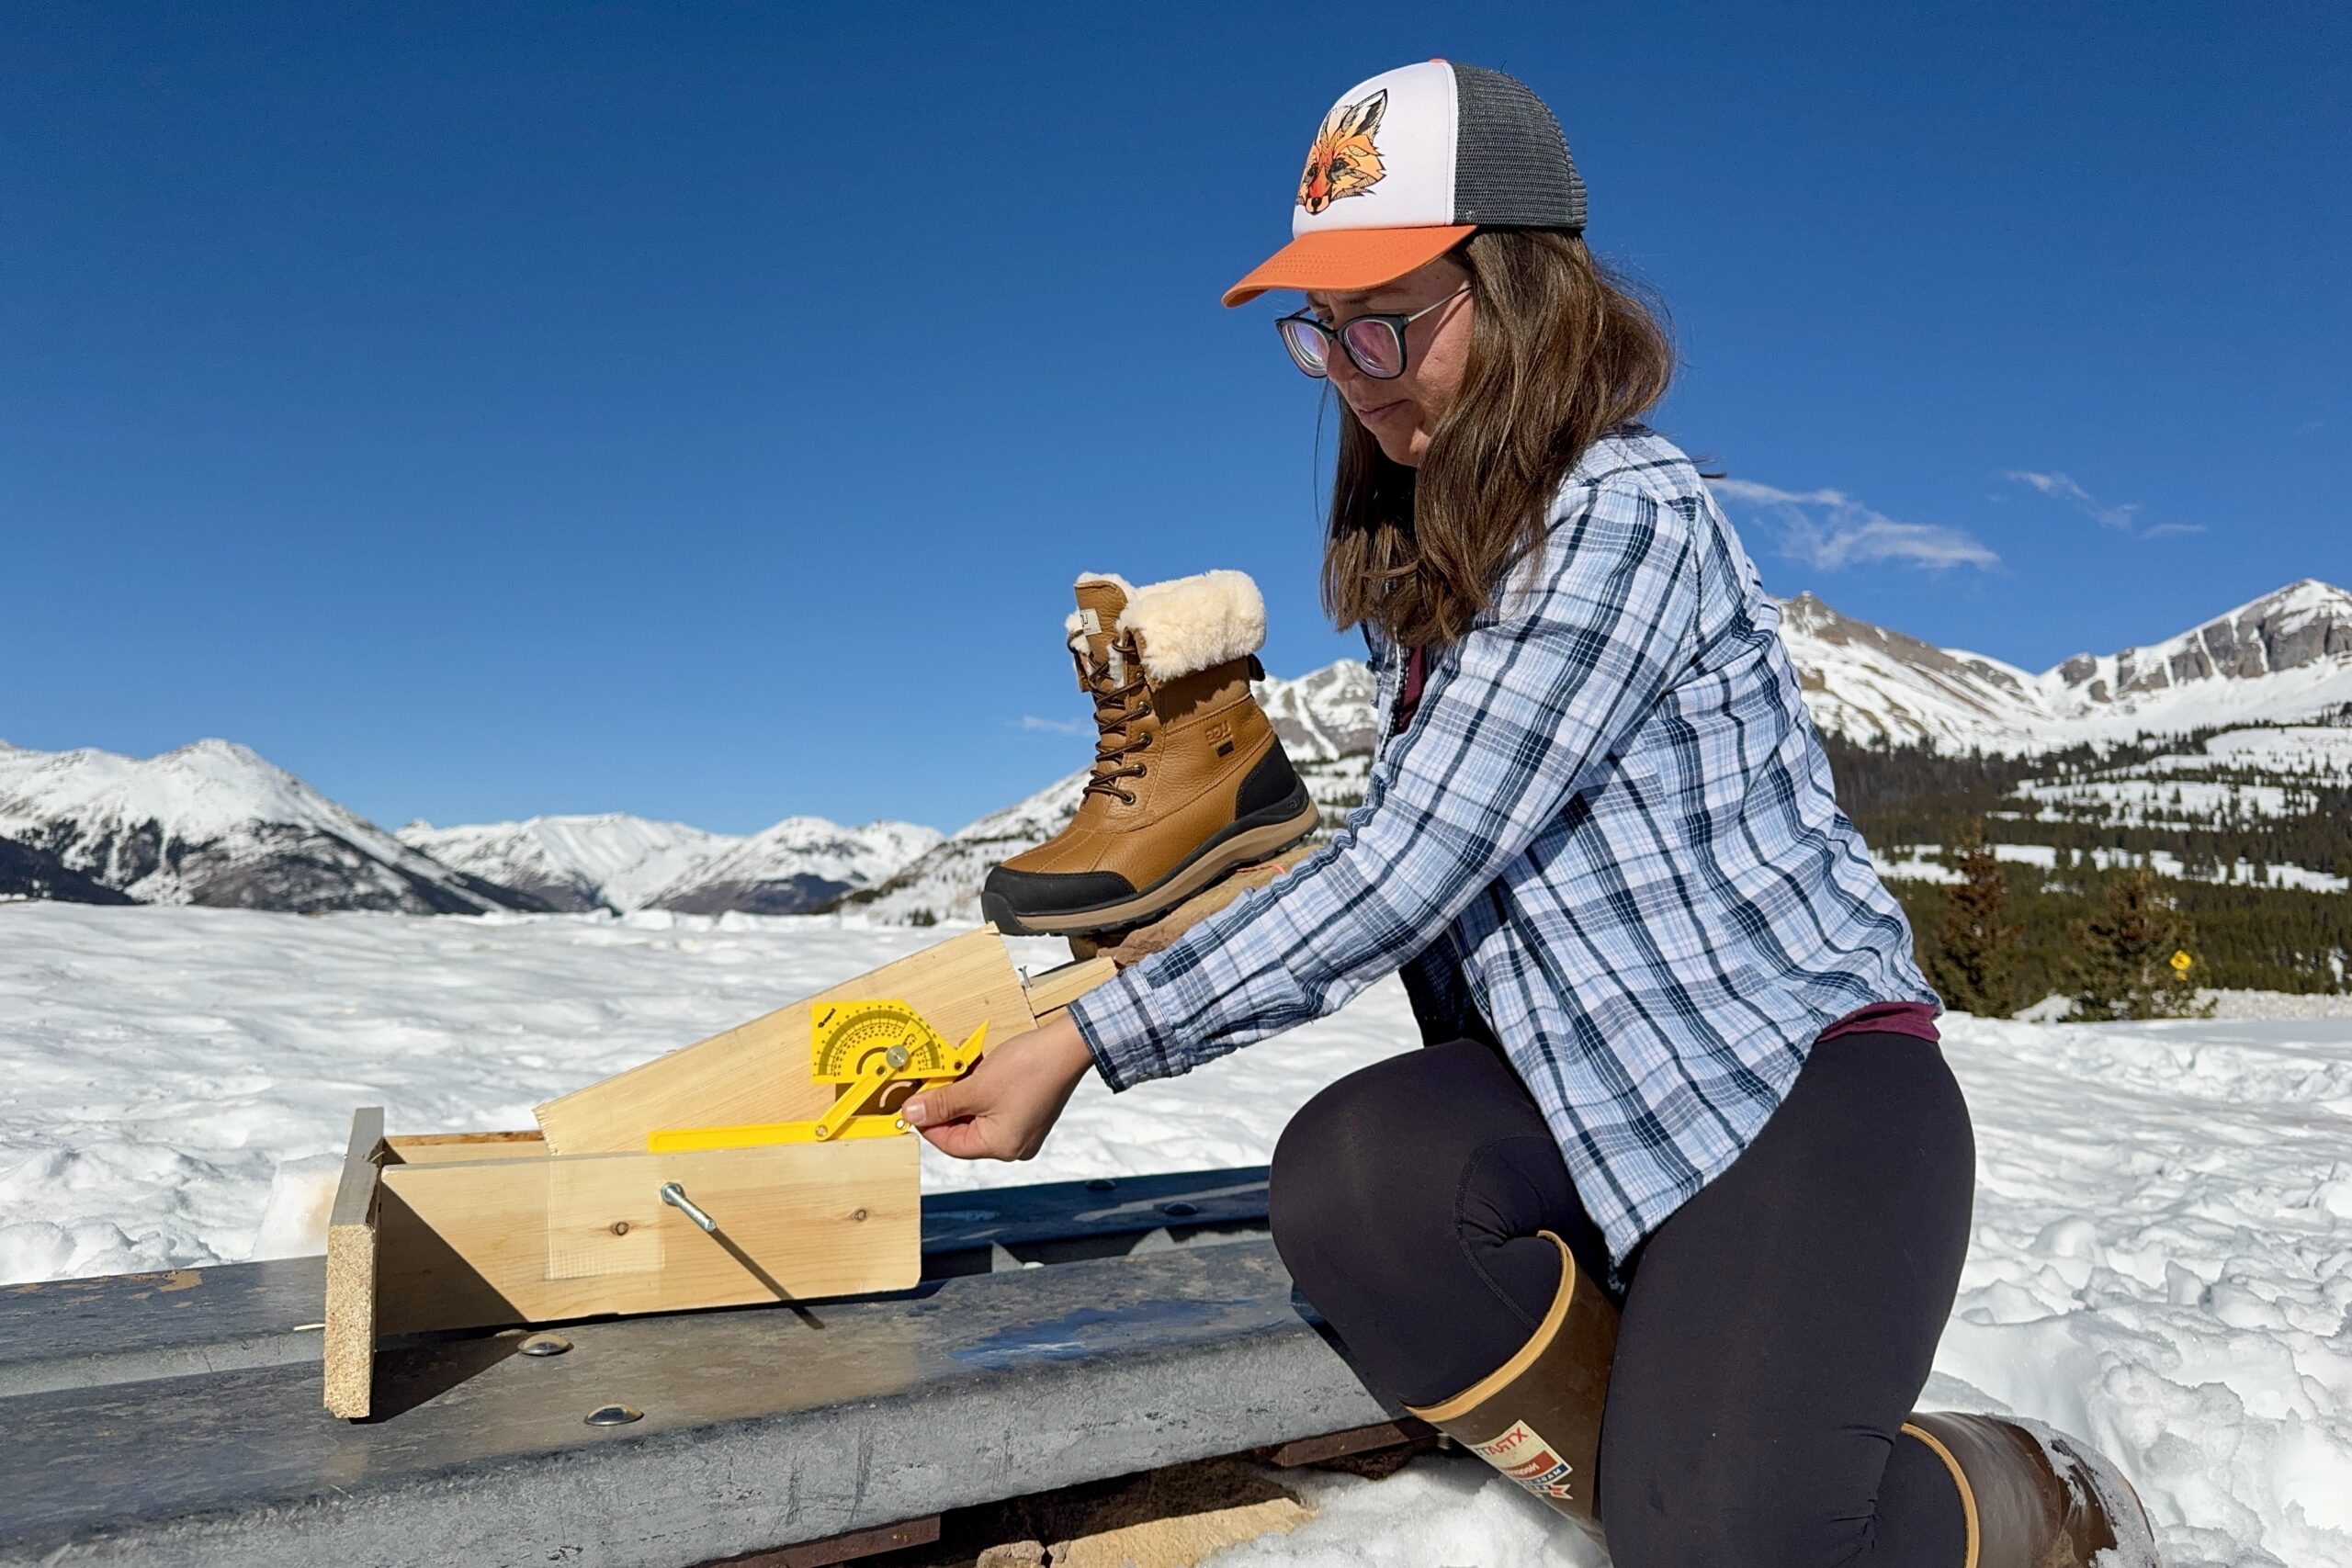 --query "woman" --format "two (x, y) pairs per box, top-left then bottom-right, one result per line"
(904, 61), (2153, 1568)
